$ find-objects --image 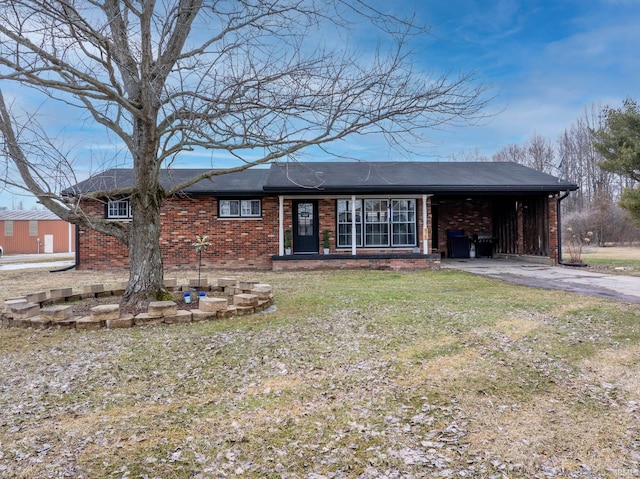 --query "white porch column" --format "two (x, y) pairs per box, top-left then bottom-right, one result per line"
(351, 195), (357, 256)
(422, 194), (431, 255)
(278, 196), (284, 256)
